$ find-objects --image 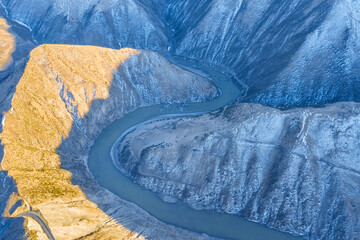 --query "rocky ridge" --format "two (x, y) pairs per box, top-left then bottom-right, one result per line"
(0, 45), (142, 240)
(0, 44), (217, 239)
(0, 0), (359, 239)
(117, 102), (360, 239)
(2, 0), (360, 107)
